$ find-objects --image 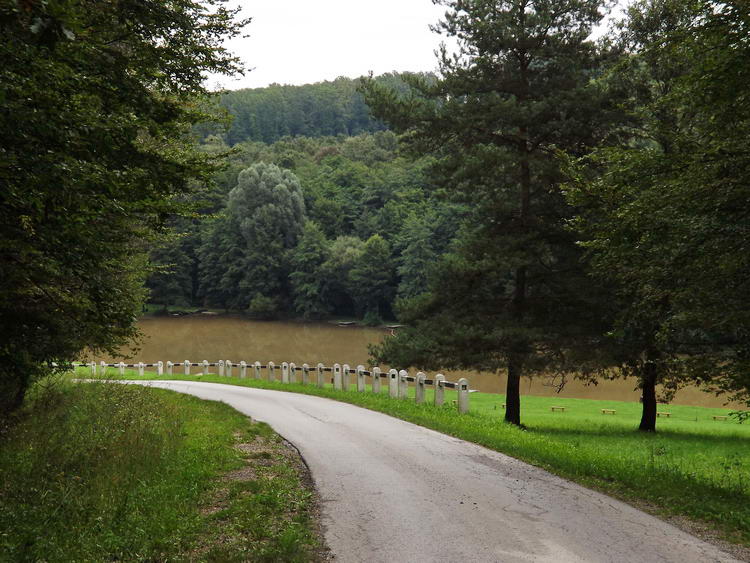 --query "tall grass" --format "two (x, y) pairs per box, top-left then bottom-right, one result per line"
(0, 377), (319, 561)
